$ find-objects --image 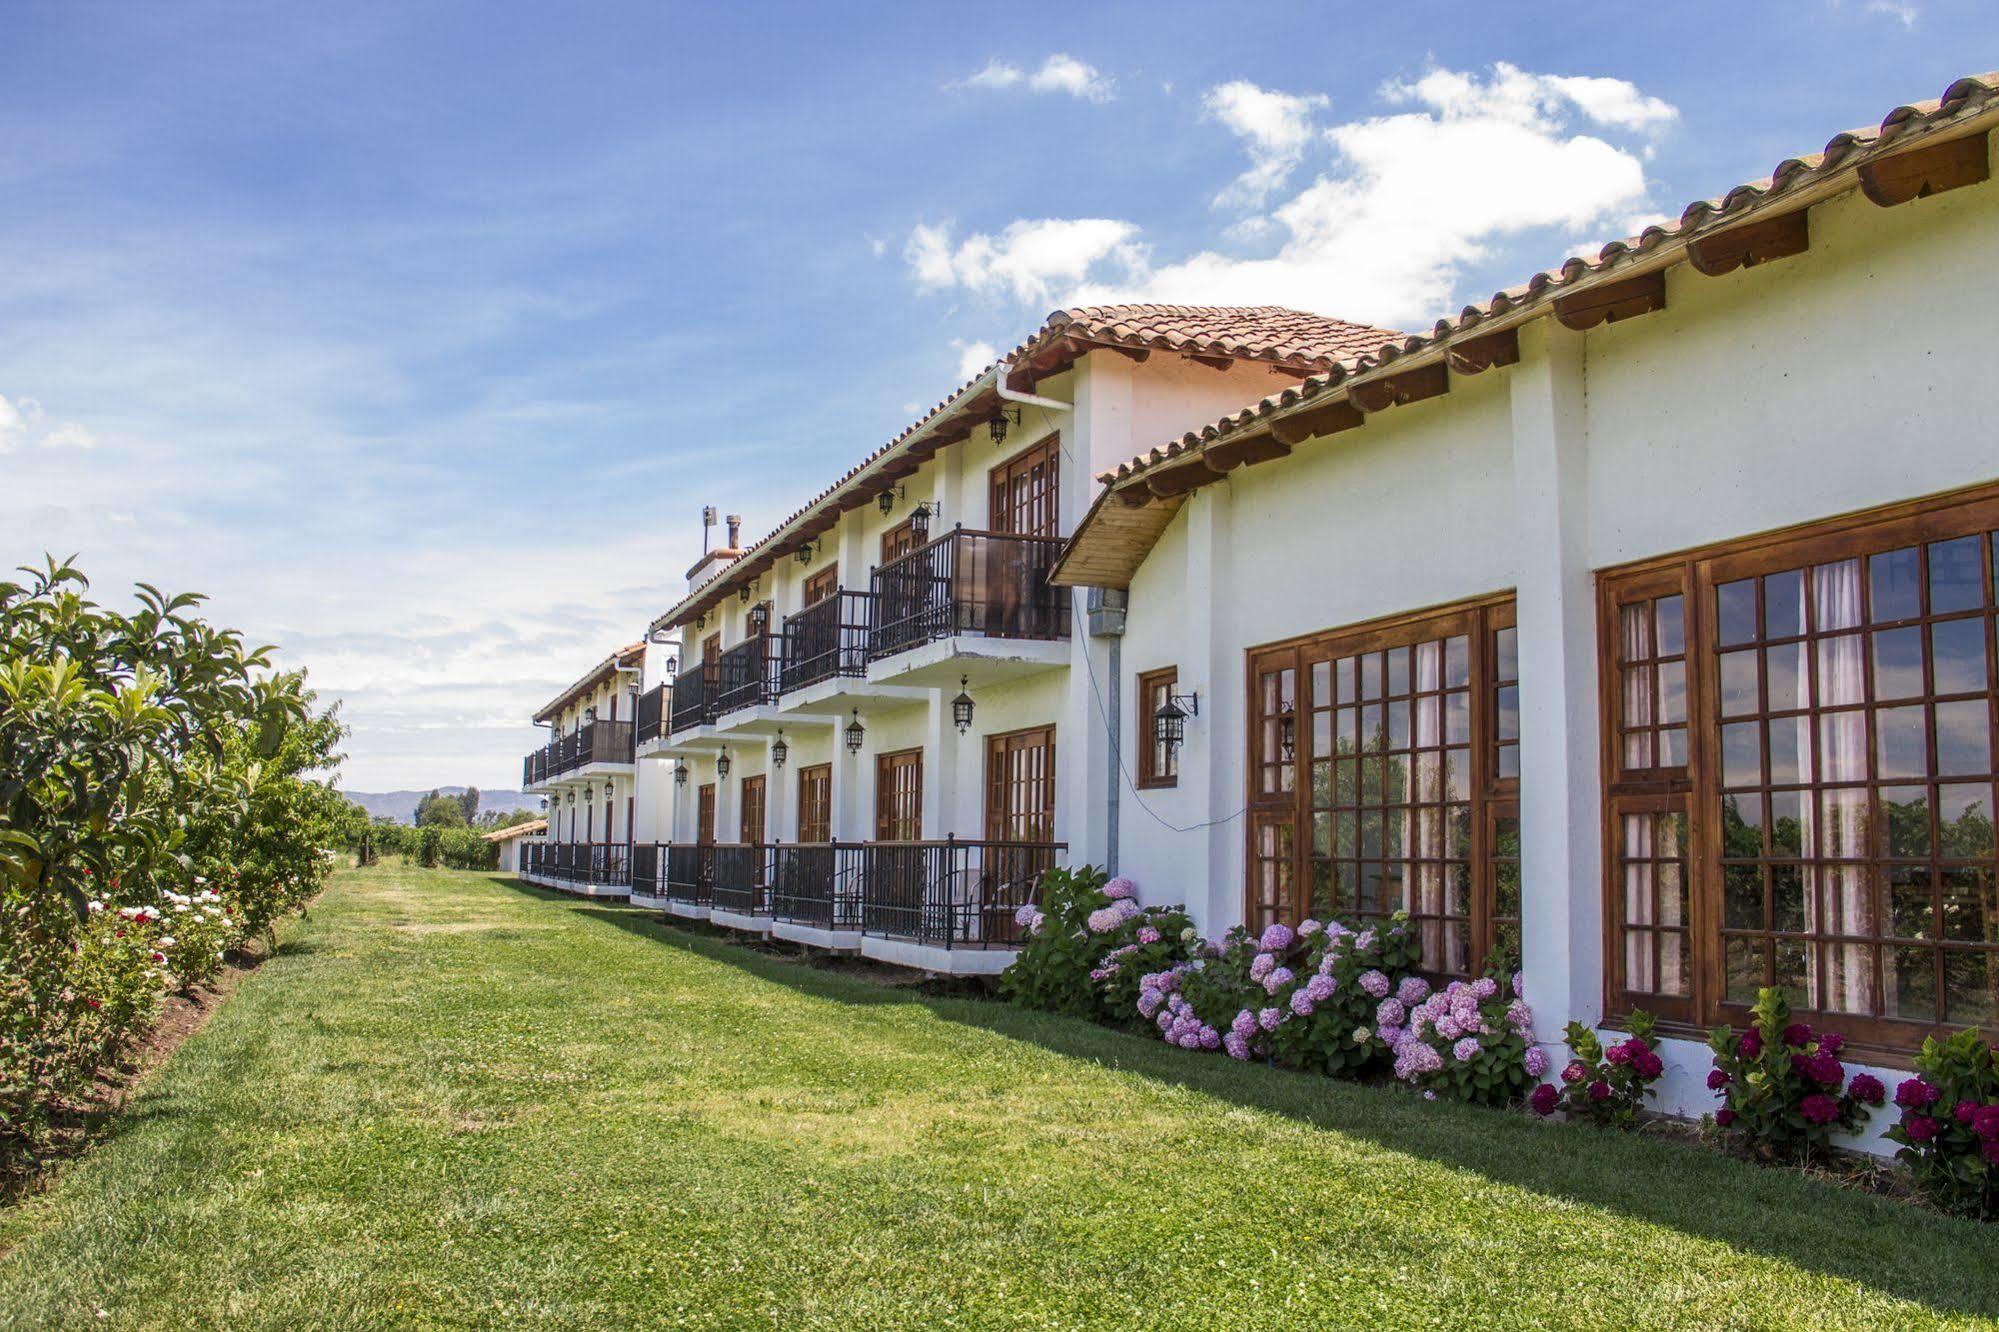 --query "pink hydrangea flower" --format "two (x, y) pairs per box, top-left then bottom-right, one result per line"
(1523, 1046), (1550, 1078)
(1452, 1037), (1482, 1063)
(1359, 970), (1391, 999)
(1259, 922), (1295, 952)
(1103, 877), (1137, 901)
(1258, 1007), (1282, 1032)
(1396, 976), (1430, 1006)
(1137, 925), (1161, 945)
(1263, 967), (1294, 996)
(1249, 952), (1276, 982)
(1470, 977), (1499, 1001)
(1375, 998), (1406, 1028)
(1289, 989), (1316, 1017)
(1304, 974), (1336, 1003)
